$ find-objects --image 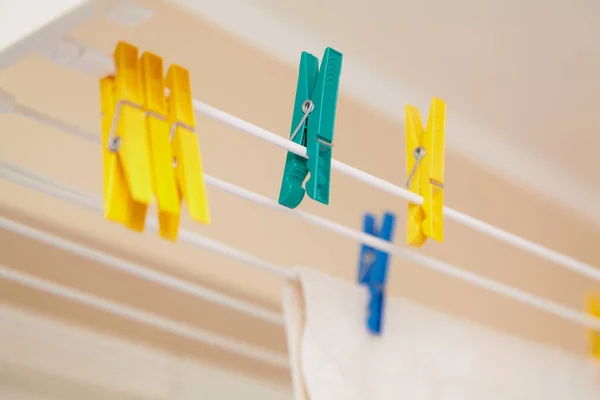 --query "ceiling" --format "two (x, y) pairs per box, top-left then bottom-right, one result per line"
(177, 0), (600, 224)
